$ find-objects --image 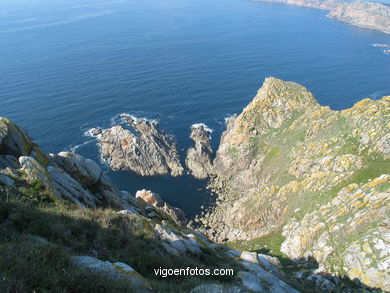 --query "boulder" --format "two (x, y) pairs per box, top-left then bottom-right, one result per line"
(56, 152), (102, 186)
(72, 256), (153, 293)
